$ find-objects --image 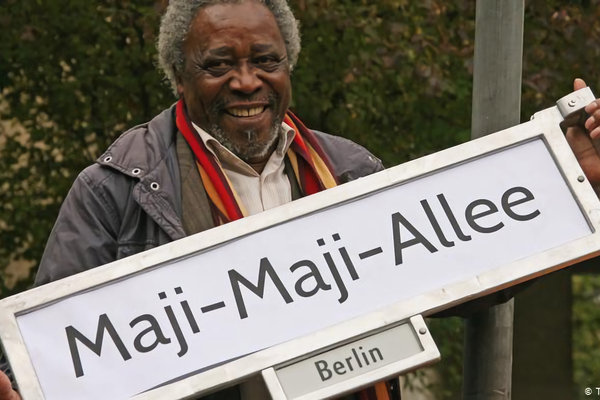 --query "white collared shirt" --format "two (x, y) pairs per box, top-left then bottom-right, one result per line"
(192, 122), (296, 216)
